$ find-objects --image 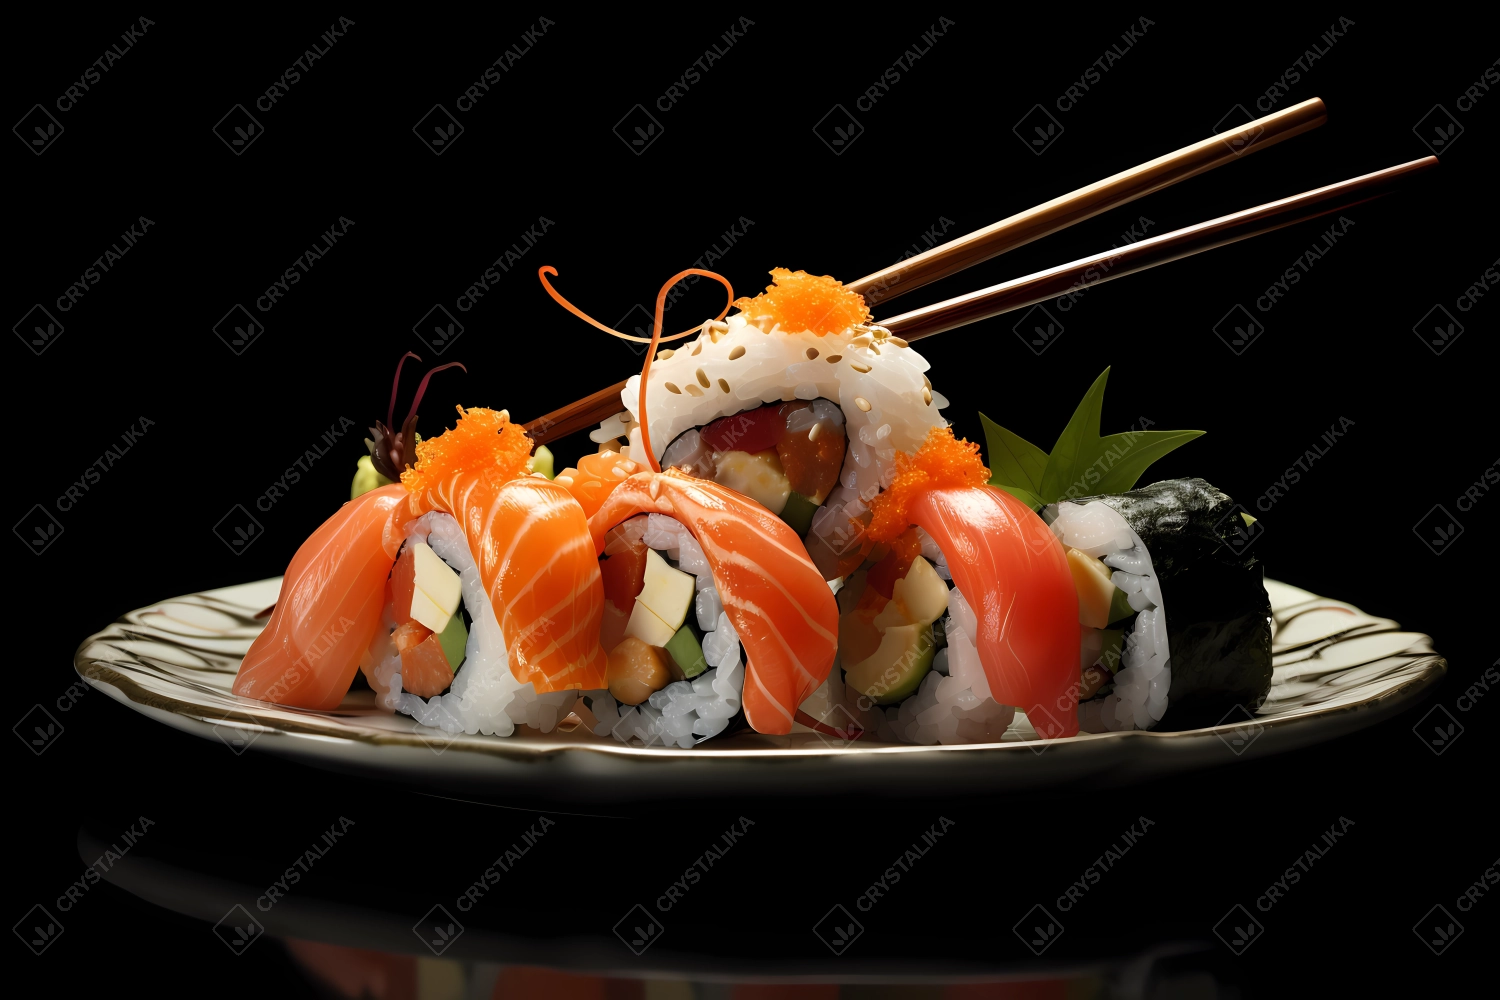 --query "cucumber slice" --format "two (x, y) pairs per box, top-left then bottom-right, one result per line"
(664, 624), (708, 679)
(437, 611), (468, 671)
(780, 490), (820, 537)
